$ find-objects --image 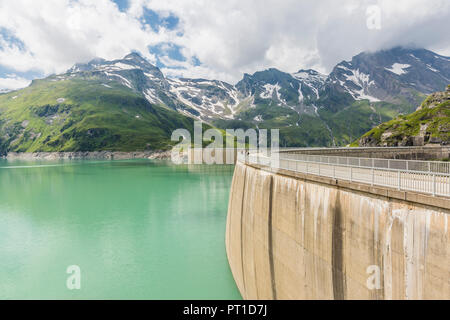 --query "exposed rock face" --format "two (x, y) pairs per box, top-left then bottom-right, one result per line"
(417, 85), (450, 110)
(358, 85), (450, 147)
